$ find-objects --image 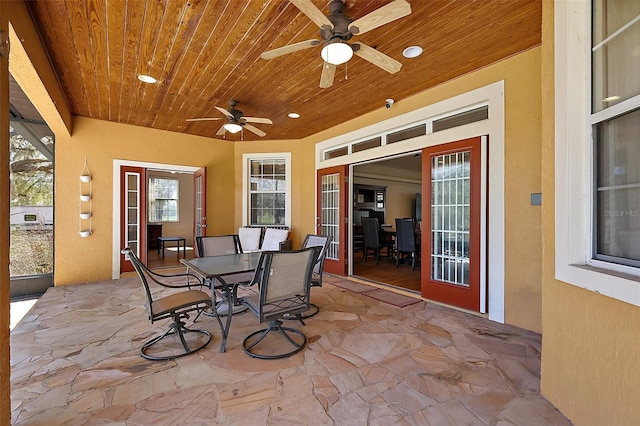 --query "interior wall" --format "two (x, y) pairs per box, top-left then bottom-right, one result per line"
(146, 170), (195, 247)
(540, 1), (640, 424)
(353, 176), (421, 224)
(54, 117), (234, 285)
